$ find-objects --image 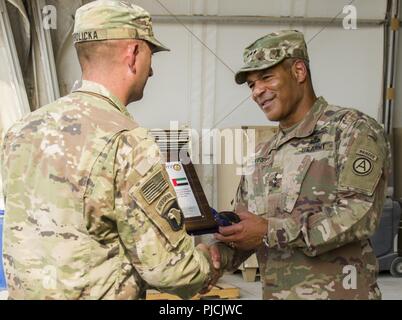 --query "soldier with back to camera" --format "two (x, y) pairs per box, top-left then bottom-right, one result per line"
(1, 0), (220, 300)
